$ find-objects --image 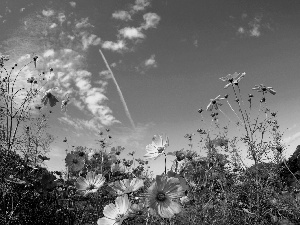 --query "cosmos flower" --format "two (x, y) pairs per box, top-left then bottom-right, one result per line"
(41, 89), (59, 107)
(97, 194), (131, 225)
(145, 174), (184, 218)
(206, 95), (225, 111)
(65, 152), (85, 172)
(76, 171), (105, 196)
(252, 84), (276, 95)
(111, 178), (144, 195)
(144, 135), (169, 160)
(219, 72), (246, 89)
